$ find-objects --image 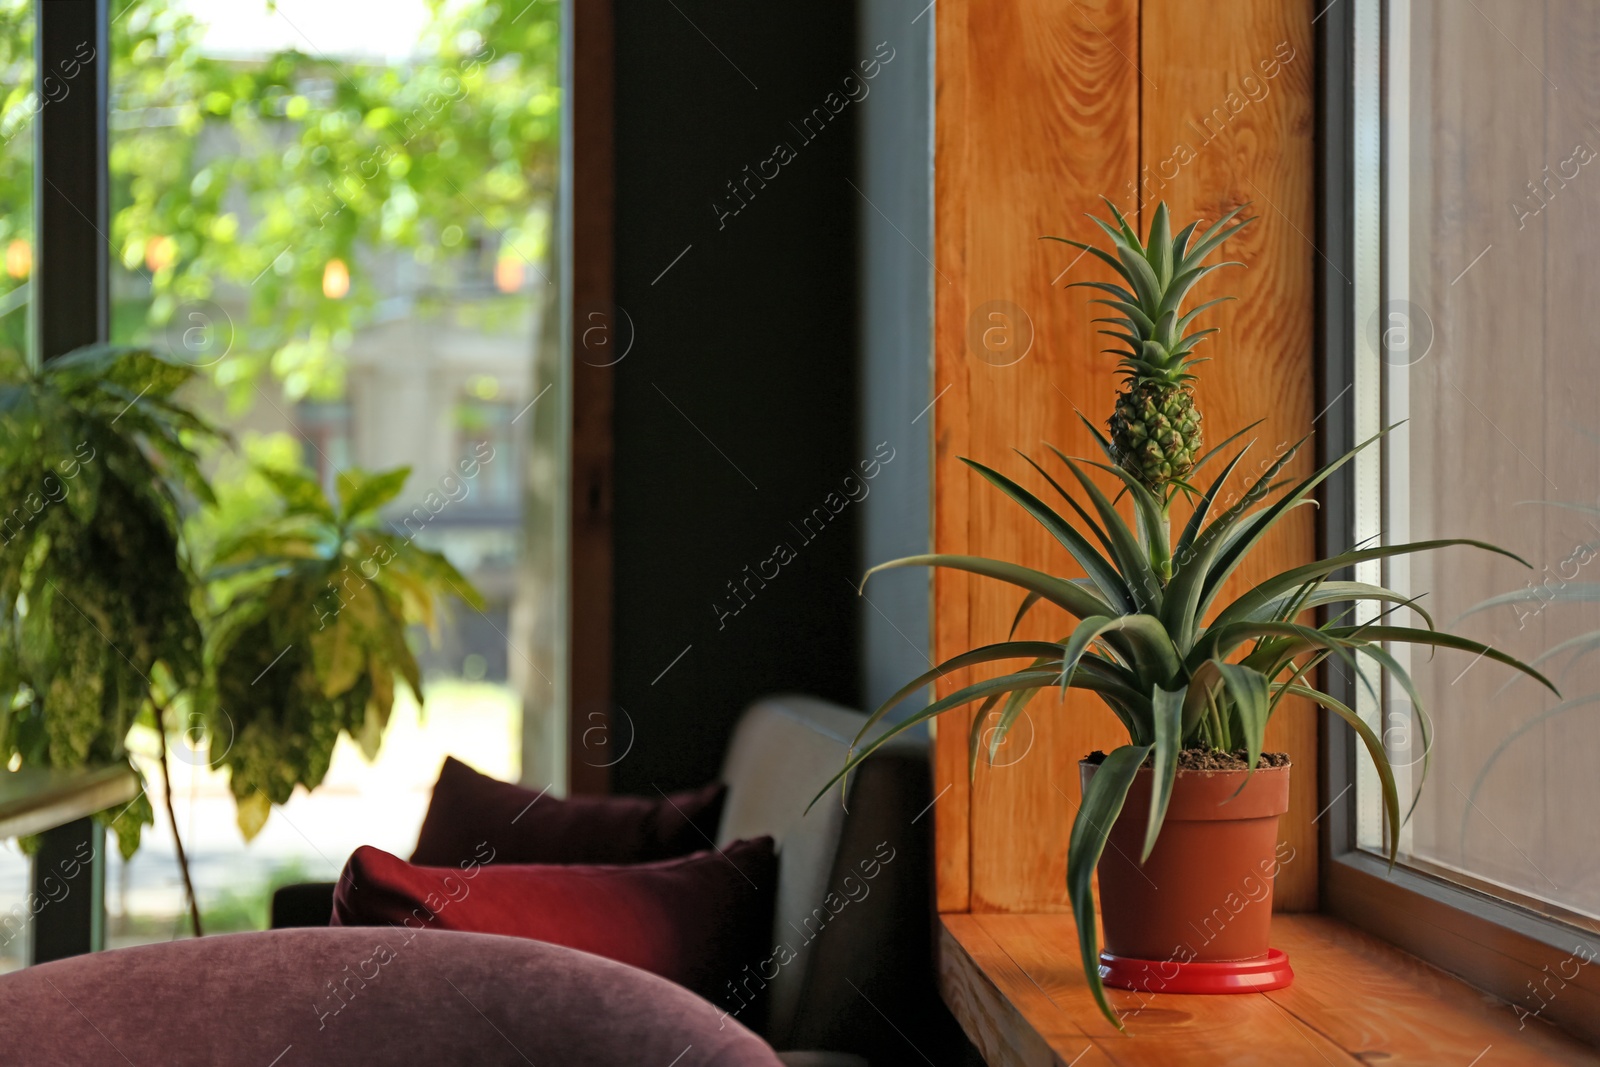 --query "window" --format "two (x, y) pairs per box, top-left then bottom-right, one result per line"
(3, 0), (566, 961)
(0, 0), (30, 369)
(0, 0), (33, 973)
(455, 393), (520, 512)
(99, 0), (562, 950)
(1325, 0), (1600, 1031)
